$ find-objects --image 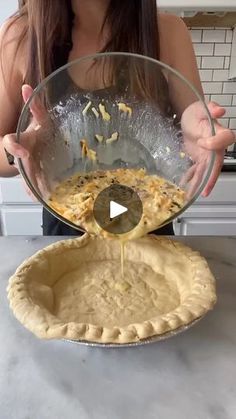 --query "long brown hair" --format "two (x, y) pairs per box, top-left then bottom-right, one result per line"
(2, 1), (172, 114)
(7, 0), (160, 89)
